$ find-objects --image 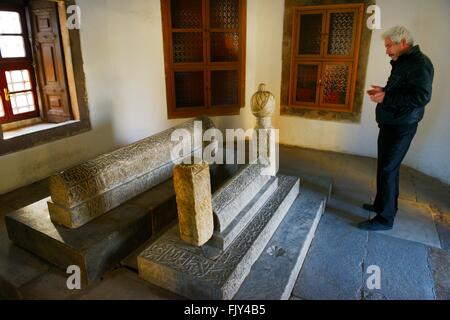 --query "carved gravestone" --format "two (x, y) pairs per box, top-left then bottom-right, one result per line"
(173, 162), (214, 247)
